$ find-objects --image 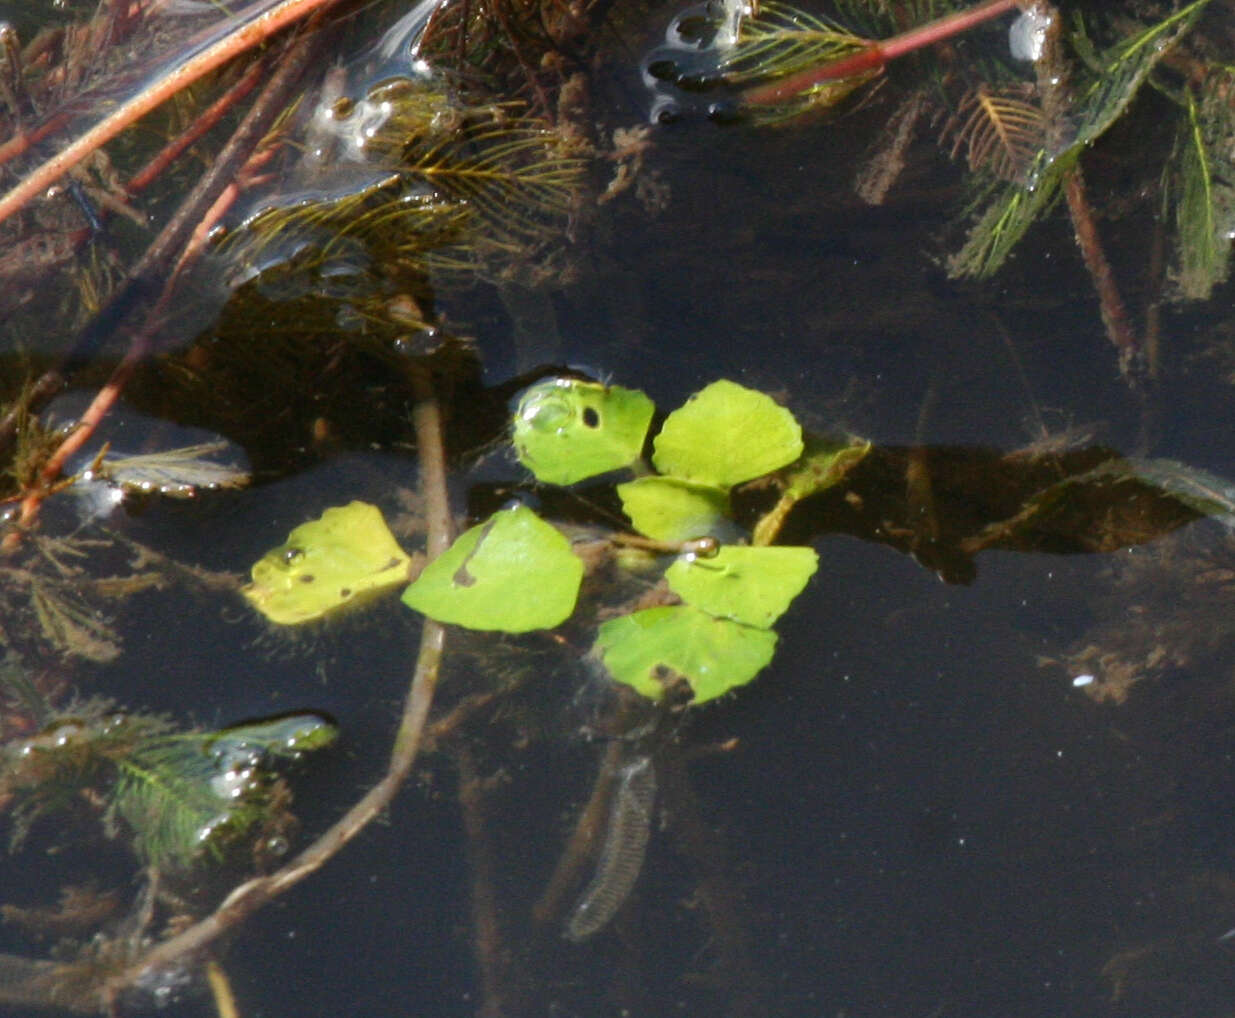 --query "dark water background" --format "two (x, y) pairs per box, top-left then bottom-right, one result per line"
(6, 2), (1235, 1016)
